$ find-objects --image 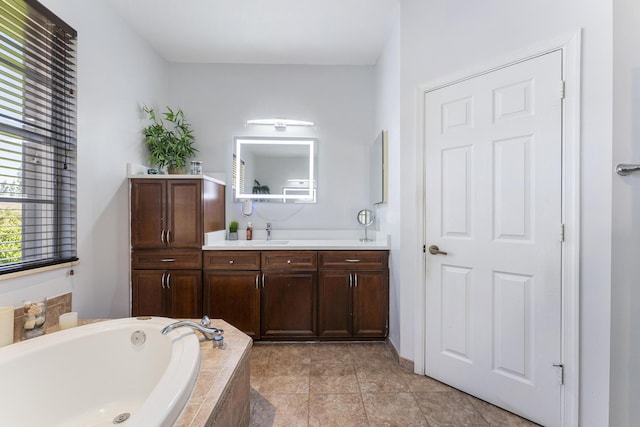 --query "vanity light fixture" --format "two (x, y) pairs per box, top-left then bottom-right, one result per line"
(246, 118), (314, 131)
